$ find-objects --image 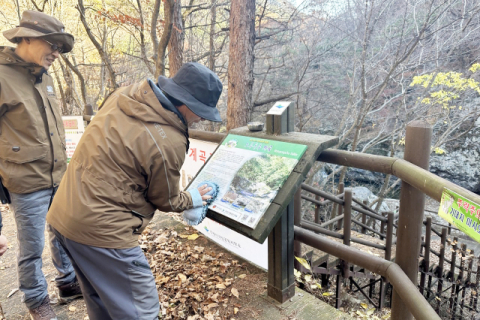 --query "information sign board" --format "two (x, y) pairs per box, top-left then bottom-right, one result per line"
(181, 139), (268, 269)
(188, 134), (307, 229)
(62, 116), (85, 163)
(438, 188), (480, 243)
